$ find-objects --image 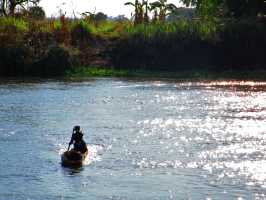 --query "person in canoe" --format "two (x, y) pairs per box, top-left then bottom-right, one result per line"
(61, 126), (88, 167)
(68, 125), (88, 154)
